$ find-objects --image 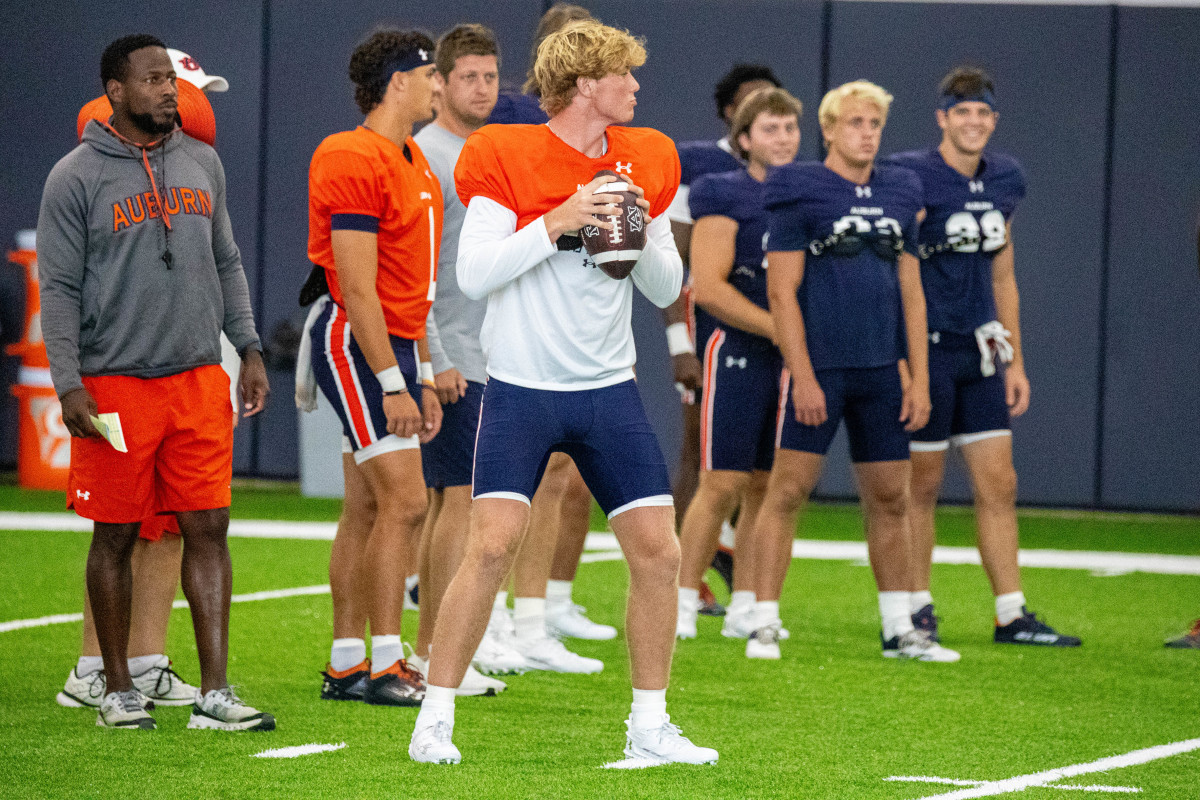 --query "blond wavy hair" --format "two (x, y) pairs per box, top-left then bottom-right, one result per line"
(527, 20), (647, 116)
(817, 80), (893, 132)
